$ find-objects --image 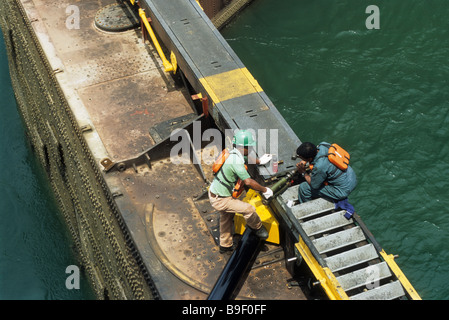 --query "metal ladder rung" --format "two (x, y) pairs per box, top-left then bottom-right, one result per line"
(279, 184), (300, 201)
(350, 280), (406, 300)
(324, 244), (378, 272)
(312, 226), (366, 254)
(336, 262), (392, 292)
(300, 210), (351, 237)
(289, 197), (335, 220)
